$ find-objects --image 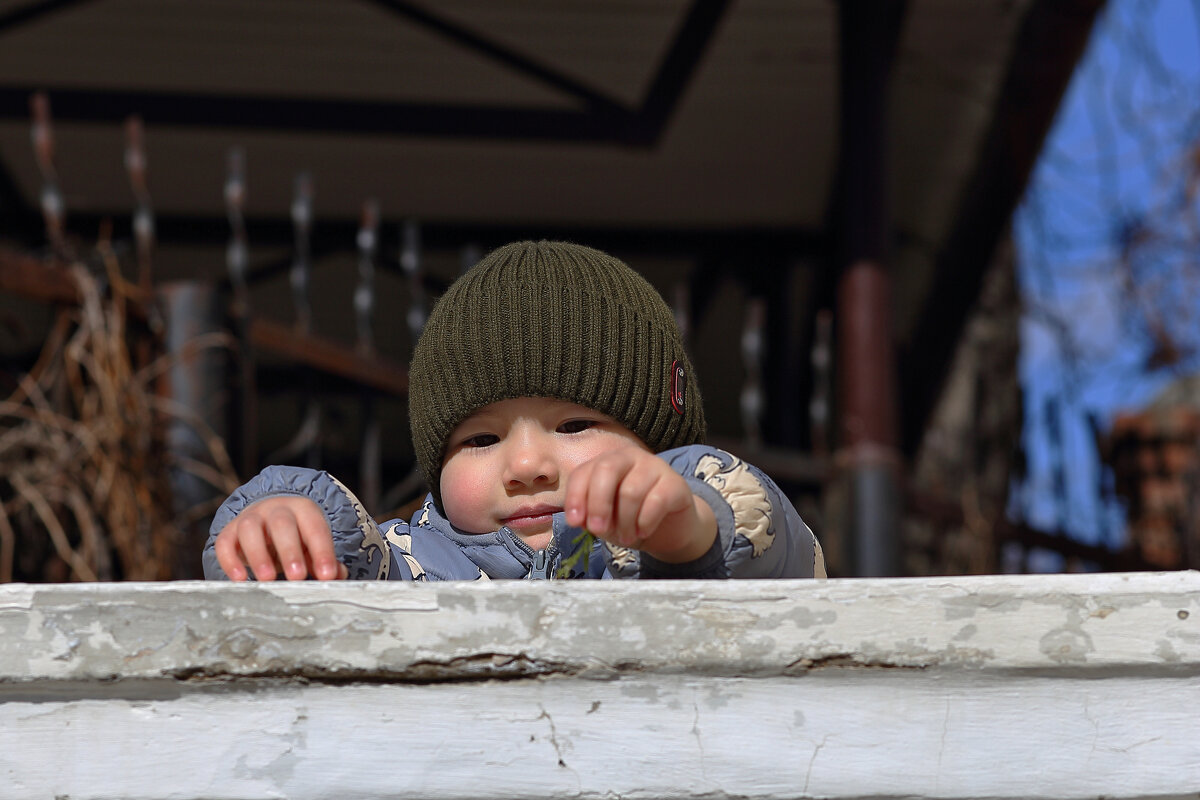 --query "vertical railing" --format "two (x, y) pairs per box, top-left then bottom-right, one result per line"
(355, 199), (382, 514)
(224, 147), (257, 481)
